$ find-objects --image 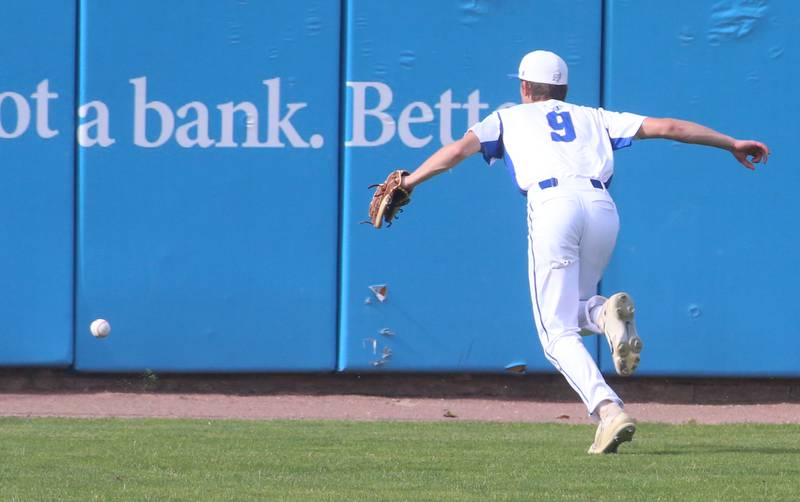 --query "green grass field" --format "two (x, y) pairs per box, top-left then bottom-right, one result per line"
(0, 418), (798, 501)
